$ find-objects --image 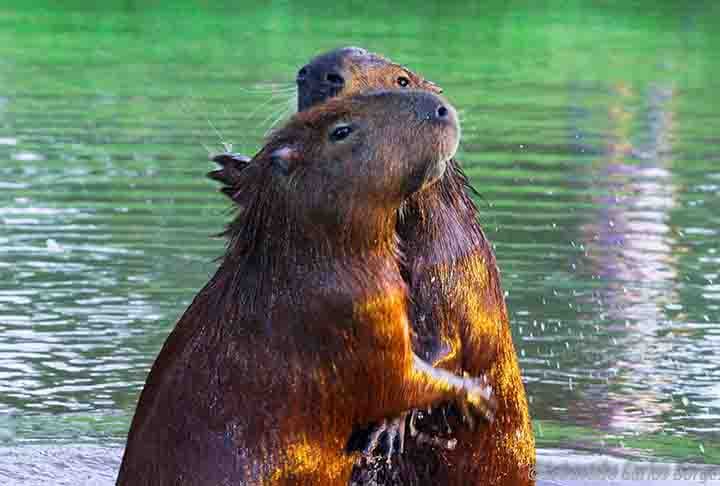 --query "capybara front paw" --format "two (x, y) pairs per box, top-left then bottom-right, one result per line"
(461, 372), (497, 427)
(363, 413), (409, 463)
